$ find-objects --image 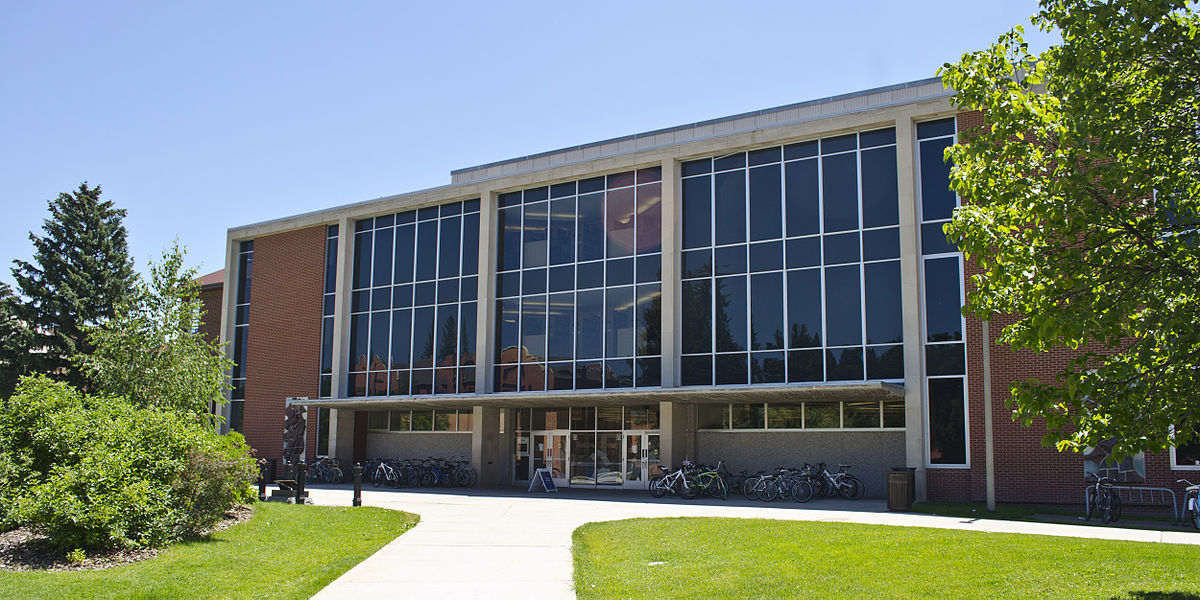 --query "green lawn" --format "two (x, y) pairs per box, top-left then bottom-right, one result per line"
(0, 503), (418, 599)
(573, 518), (1200, 599)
